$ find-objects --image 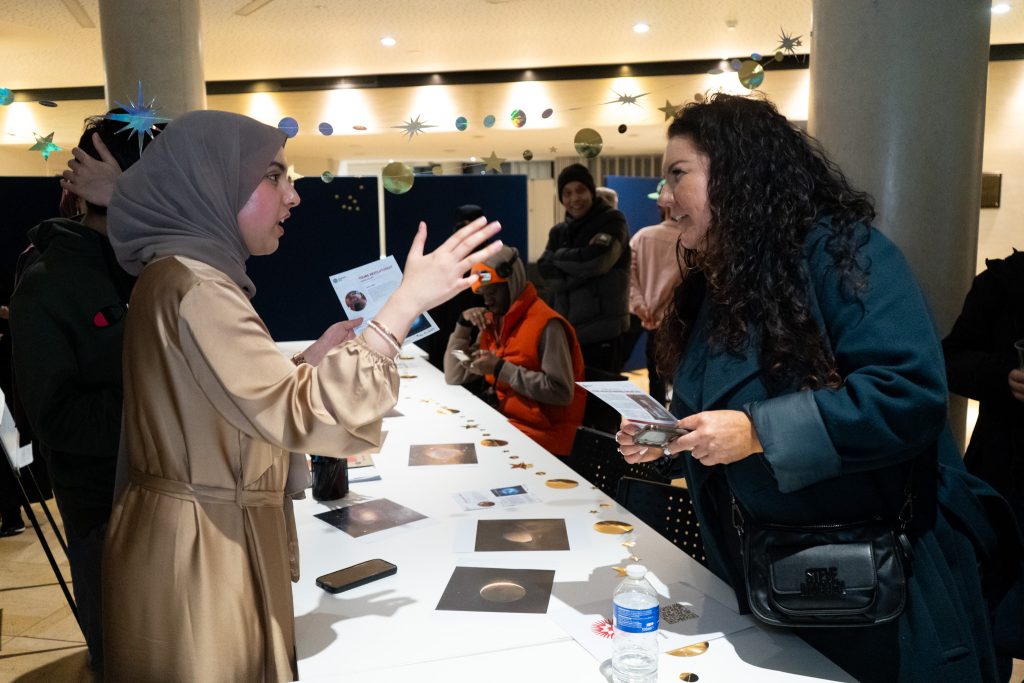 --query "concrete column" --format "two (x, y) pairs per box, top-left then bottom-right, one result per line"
(809, 0), (991, 449)
(98, 0), (206, 117)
